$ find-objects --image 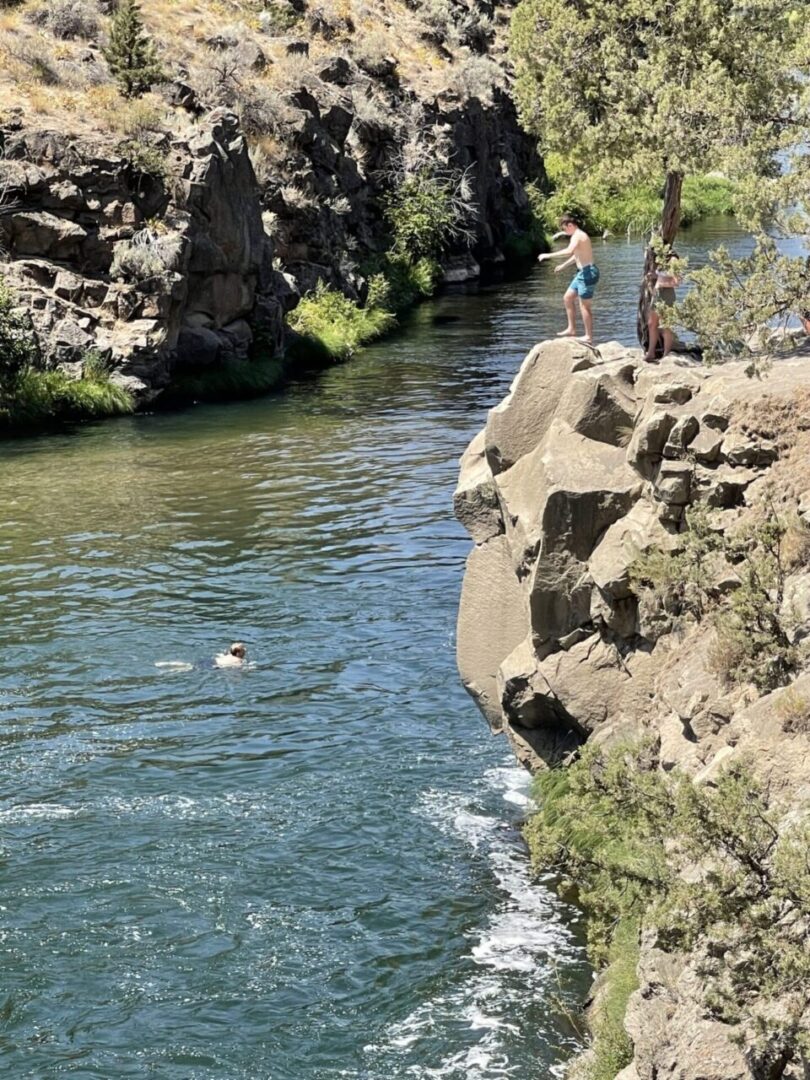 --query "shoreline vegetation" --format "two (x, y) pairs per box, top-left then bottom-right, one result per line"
(244, 172), (735, 385)
(0, 283), (134, 434)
